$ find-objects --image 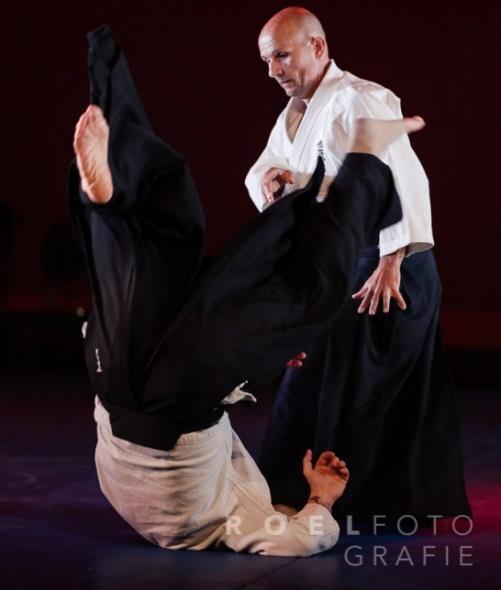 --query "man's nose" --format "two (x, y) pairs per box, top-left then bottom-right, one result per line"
(268, 59), (283, 79)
